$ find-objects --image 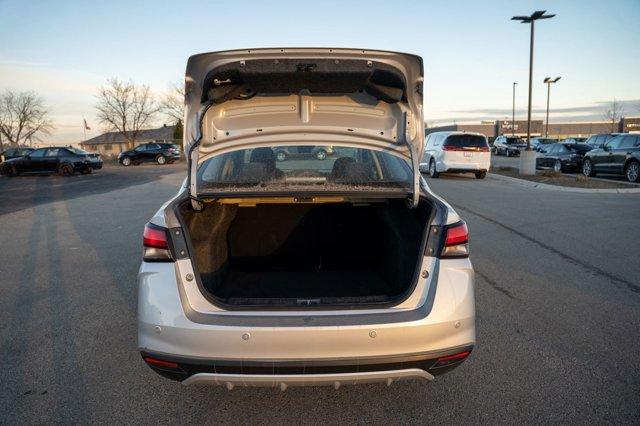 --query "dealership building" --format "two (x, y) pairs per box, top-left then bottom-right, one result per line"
(80, 124), (179, 157)
(426, 117), (640, 141)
